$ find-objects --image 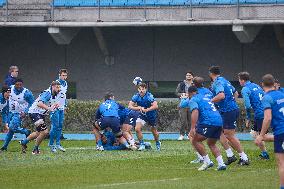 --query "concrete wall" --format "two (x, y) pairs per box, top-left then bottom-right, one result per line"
(0, 25), (283, 100)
